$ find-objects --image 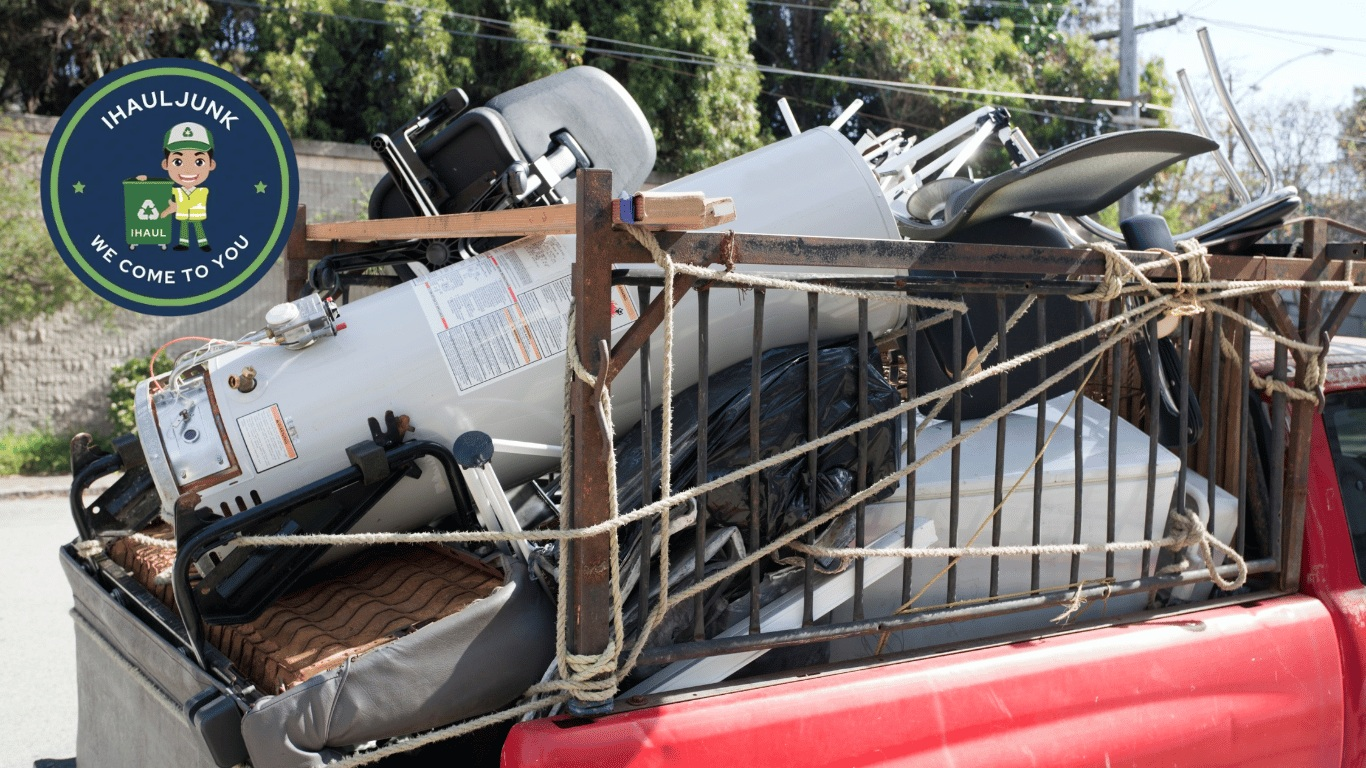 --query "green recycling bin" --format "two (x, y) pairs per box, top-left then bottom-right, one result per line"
(122, 178), (175, 250)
